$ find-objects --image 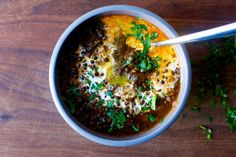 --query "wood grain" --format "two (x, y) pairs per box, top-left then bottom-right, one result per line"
(0, 0), (236, 157)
